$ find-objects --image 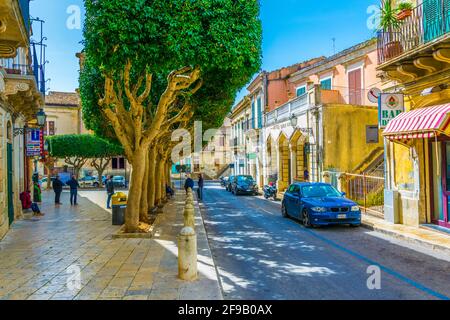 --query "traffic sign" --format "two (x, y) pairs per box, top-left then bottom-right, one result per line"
(368, 88), (381, 104)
